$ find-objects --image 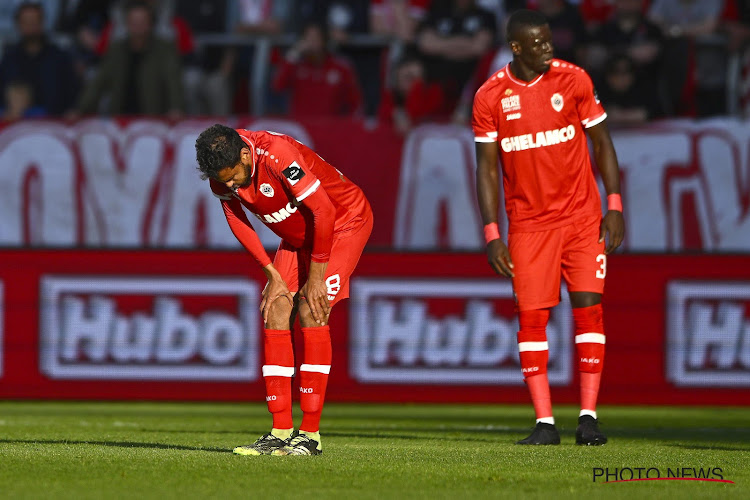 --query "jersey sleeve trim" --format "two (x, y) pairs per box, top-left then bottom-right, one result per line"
(583, 112), (607, 128)
(474, 131), (498, 143)
(296, 179), (321, 202)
